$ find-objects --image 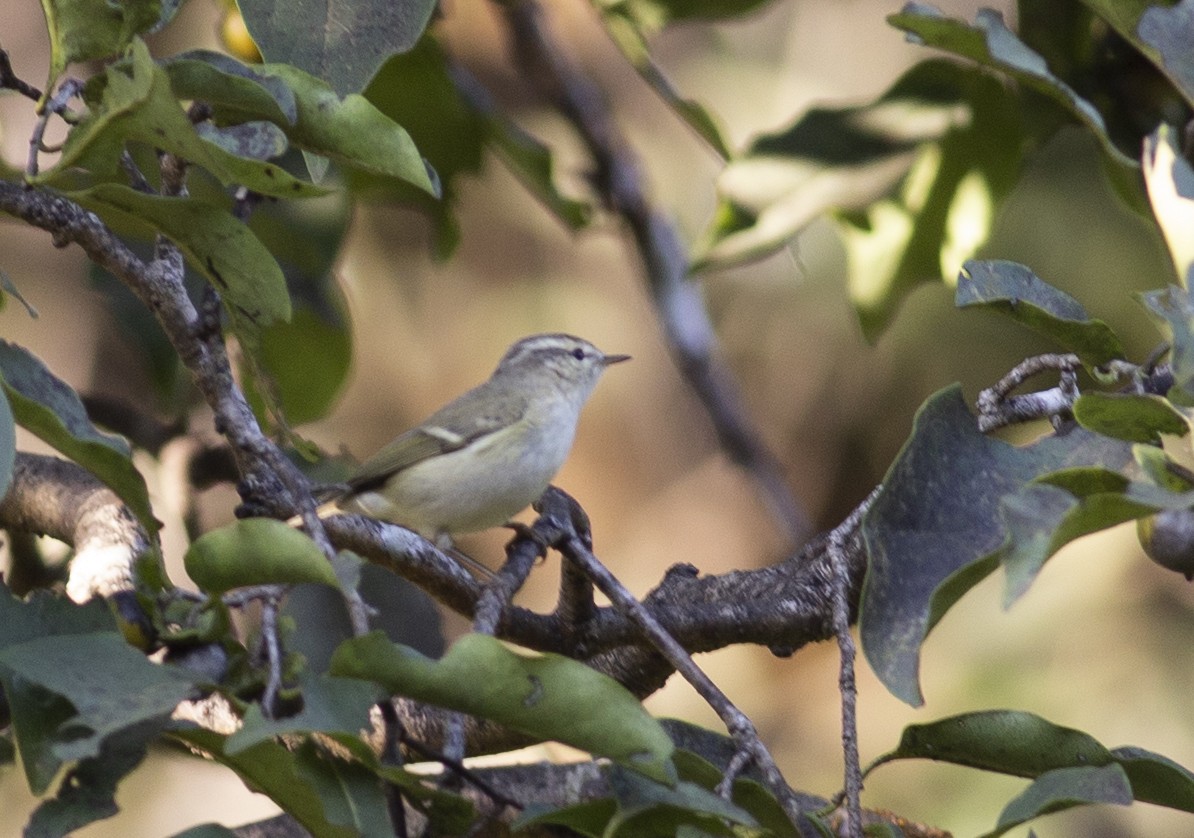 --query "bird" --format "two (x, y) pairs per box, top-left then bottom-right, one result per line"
(324, 333), (629, 556)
